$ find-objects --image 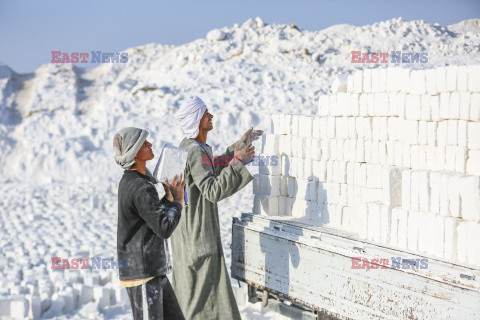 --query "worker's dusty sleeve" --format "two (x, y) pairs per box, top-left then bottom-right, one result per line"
(190, 146), (252, 203)
(133, 183), (182, 239)
(214, 140), (246, 176)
